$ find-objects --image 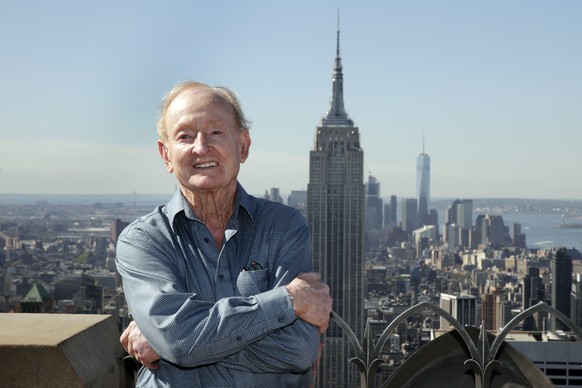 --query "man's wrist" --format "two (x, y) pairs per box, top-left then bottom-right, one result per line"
(285, 286), (296, 314)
